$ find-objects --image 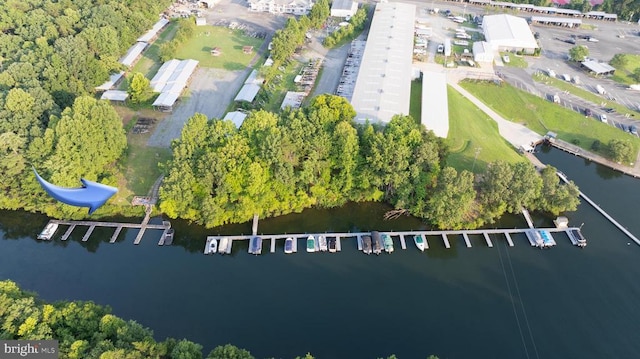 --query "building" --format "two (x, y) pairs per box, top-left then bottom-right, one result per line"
(95, 72), (125, 92)
(100, 90), (129, 103)
(581, 60), (615, 76)
(248, 0), (314, 15)
(137, 18), (170, 43)
(150, 59), (199, 111)
(530, 16), (582, 28)
(119, 42), (148, 68)
(482, 14), (538, 54)
(330, 0), (358, 18)
(473, 41), (494, 63)
(350, 2), (415, 124)
(223, 111), (248, 128)
(421, 71), (449, 138)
